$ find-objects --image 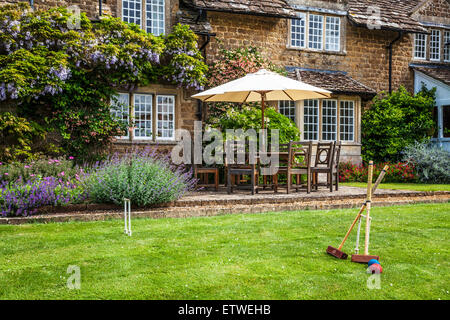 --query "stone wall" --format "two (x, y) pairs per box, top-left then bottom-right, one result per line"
(0, 0), (115, 17)
(206, 11), (415, 93)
